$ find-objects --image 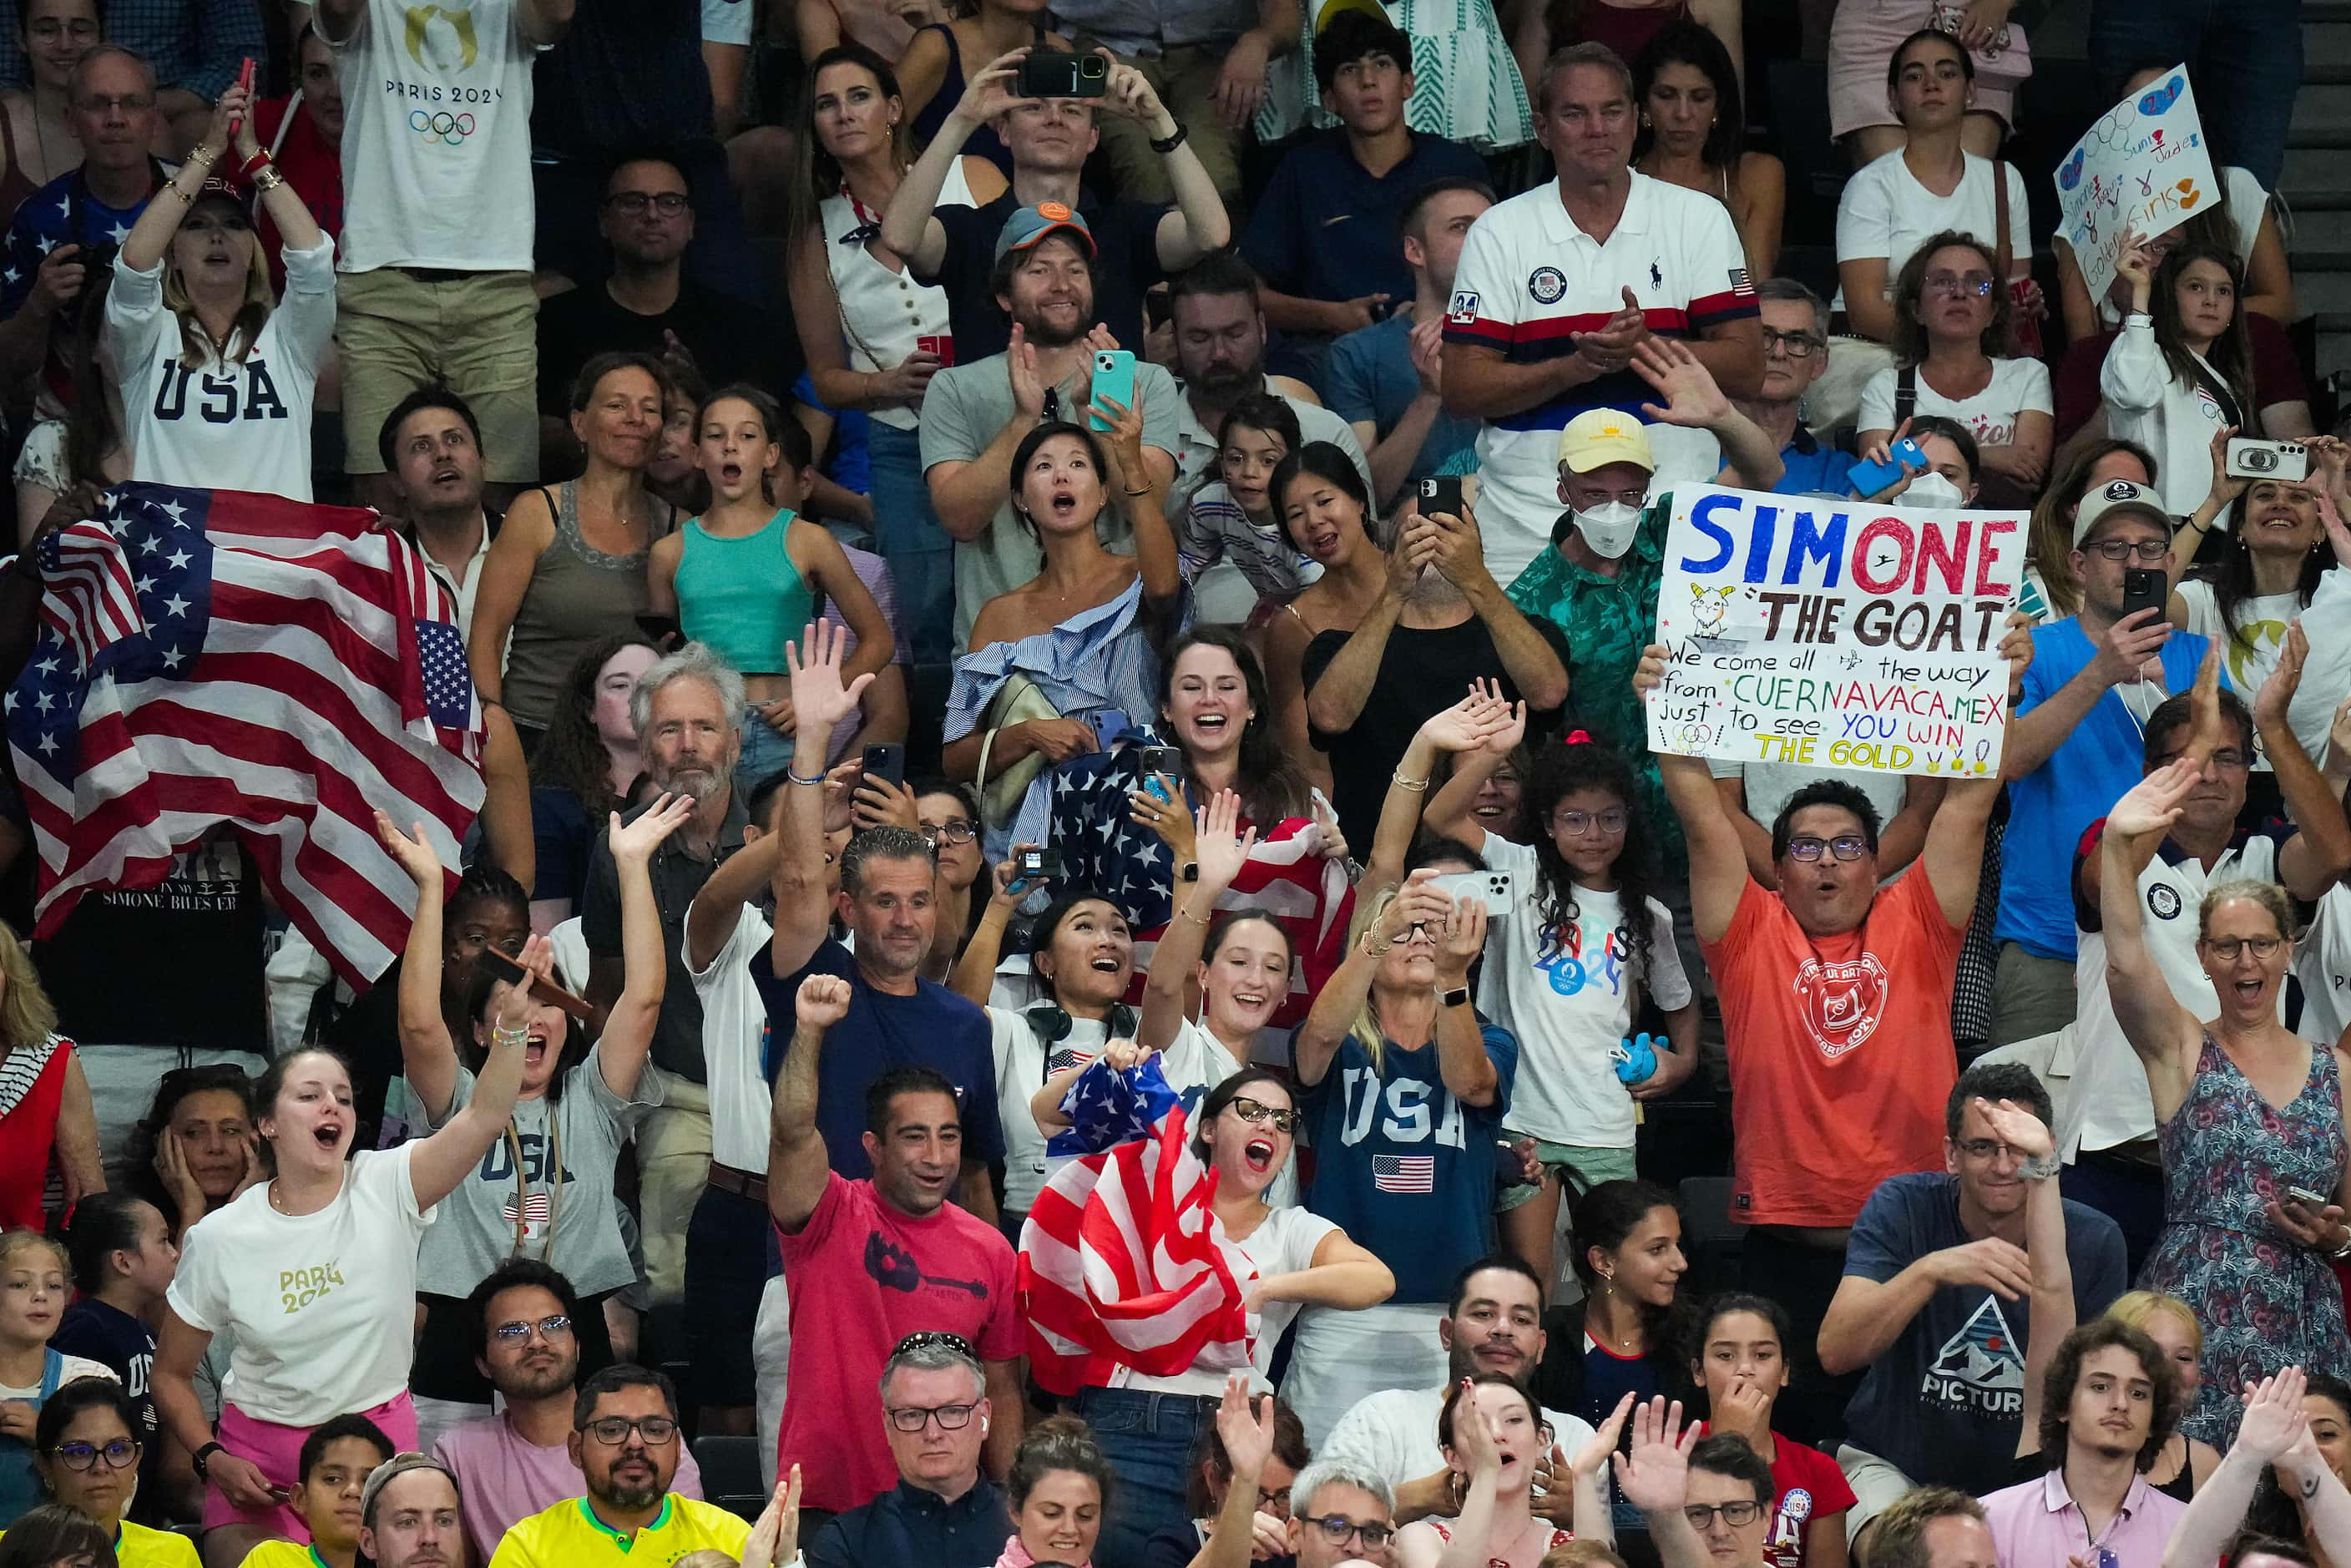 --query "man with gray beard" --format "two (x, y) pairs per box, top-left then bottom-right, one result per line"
(1296, 456), (1572, 848)
(579, 642), (751, 1307)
